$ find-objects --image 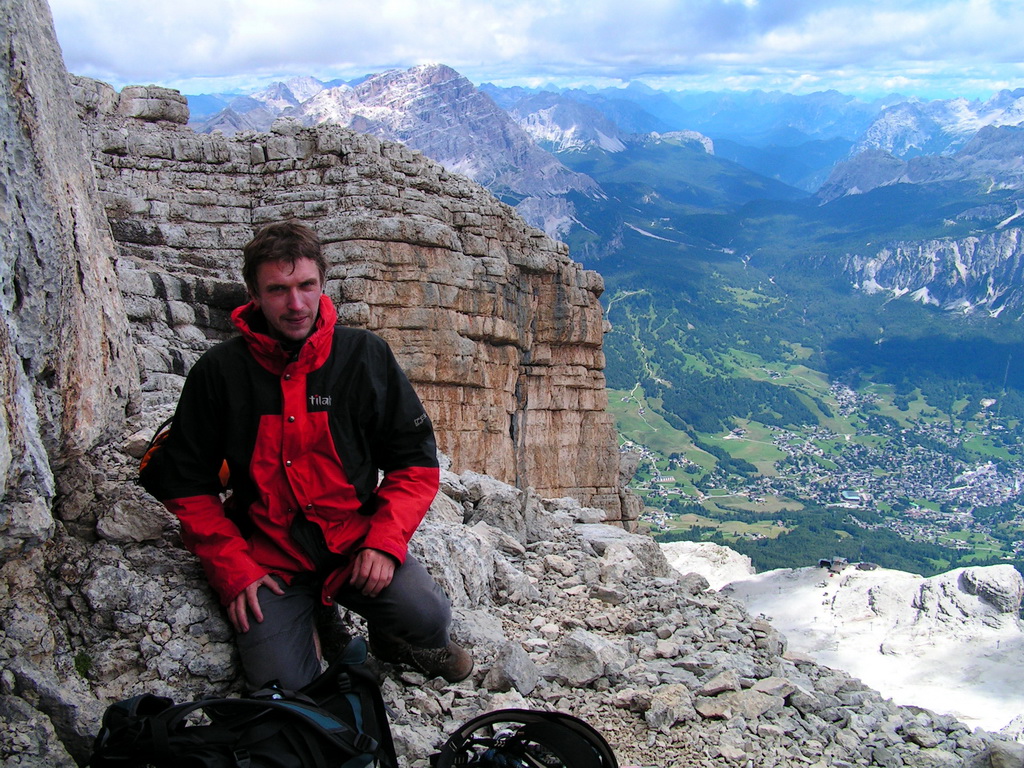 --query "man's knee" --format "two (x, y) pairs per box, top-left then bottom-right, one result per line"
(396, 581), (450, 630)
(233, 577), (320, 690)
(391, 559), (451, 619)
(237, 624), (321, 690)
(340, 558), (452, 647)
